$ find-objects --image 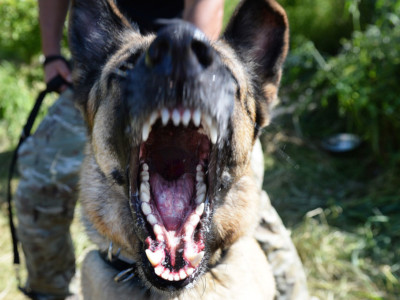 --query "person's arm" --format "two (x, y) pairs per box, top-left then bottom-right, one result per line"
(39, 0), (72, 87)
(183, 0), (224, 41)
